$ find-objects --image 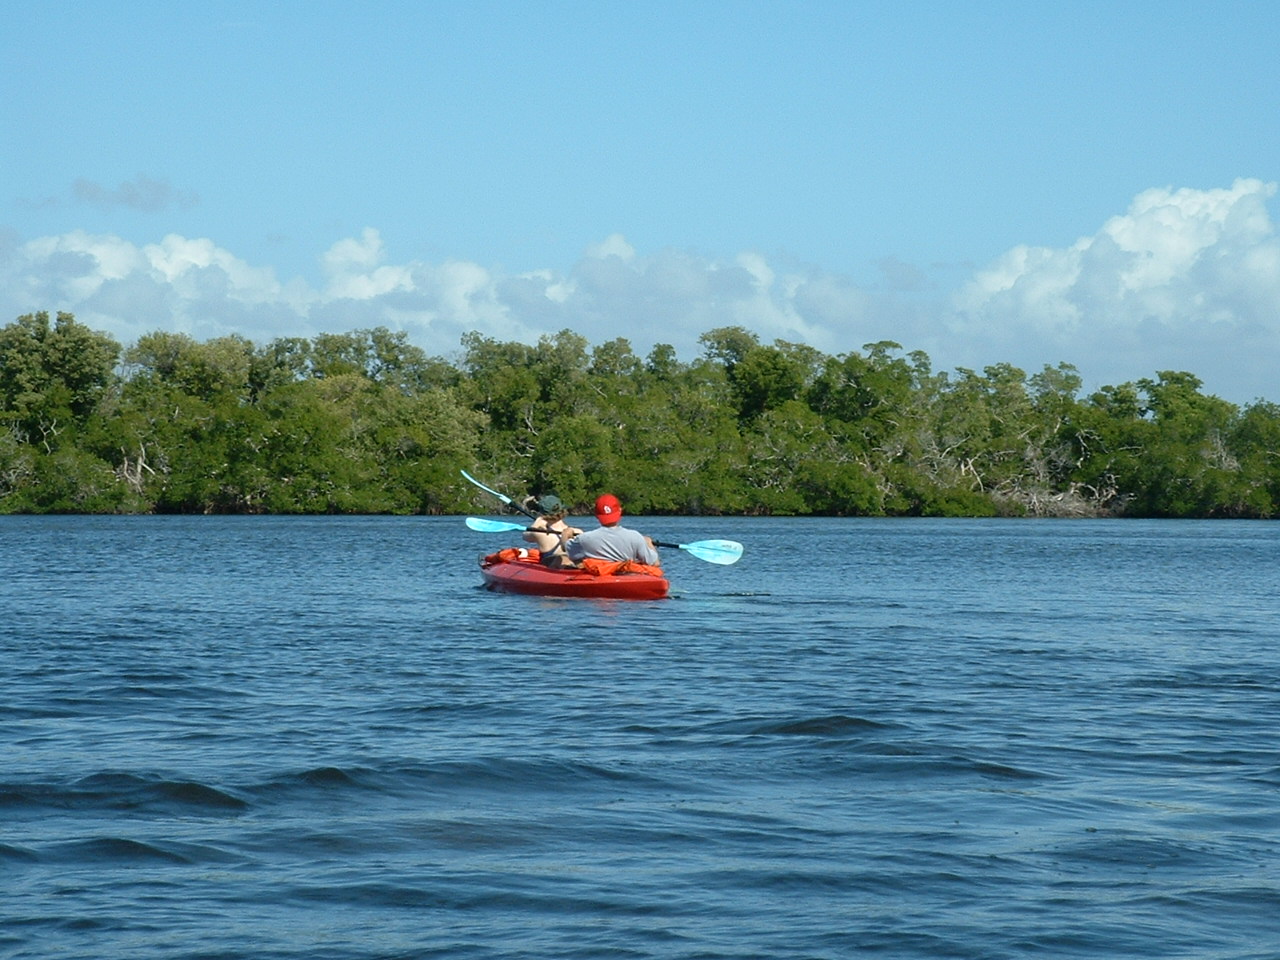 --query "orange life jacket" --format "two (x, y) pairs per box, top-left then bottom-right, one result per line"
(579, 557), (666, 578)
(482, 547), (541, 566)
